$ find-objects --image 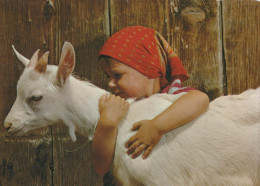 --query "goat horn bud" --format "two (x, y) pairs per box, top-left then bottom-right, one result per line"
(35, 51), (49, 73)
(28, 49), (40, 68)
